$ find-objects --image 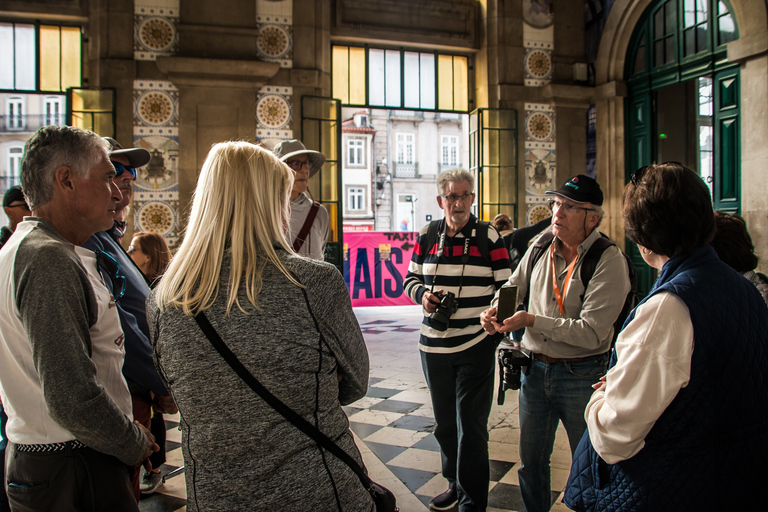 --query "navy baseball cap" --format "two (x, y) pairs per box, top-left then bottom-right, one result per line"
(545, 175), (603, 206)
